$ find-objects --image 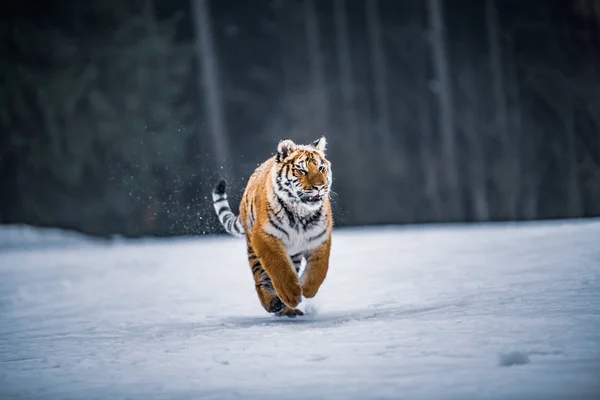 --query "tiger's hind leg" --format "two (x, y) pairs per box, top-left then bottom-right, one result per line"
(247, 244), (285, 313)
